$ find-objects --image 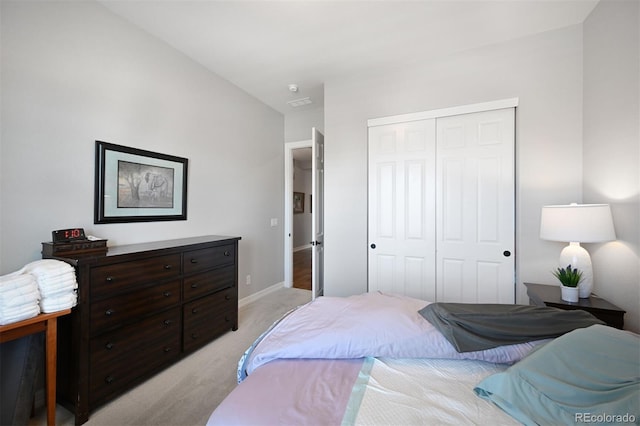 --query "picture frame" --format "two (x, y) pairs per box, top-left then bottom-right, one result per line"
(95, 141), (188, 224)
(293, 191), (305, 214)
